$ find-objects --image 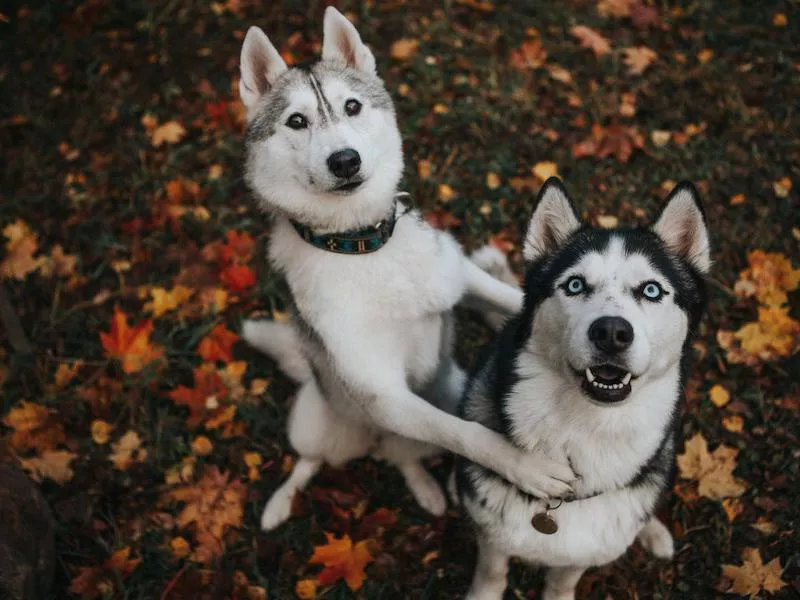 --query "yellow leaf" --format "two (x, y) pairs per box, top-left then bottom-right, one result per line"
(110, 430), (147, 470)
(722, 415), (744, 433)
(772, 13), (787, 27)
(709, 384), (731, 408)
(417, 159), (434, 180)
(570, 25), (612, 57)
(676, 433), (747, 499)
(751, 517), (777, 535)
(531, 161), (559, 181)
(144, 285), (194, 318)
(486, 172), (501, 190)
(191, 435), (214, 456)
(720, 548), (786, 596)
(244, 451), (262, 481)
(54, 361), (82, 388)
(0, 219), (42, 280)
(721, 498), (743, 522)
(773, 177), (792, 198)
(170, 536), (191, 558)
(91, 419), (114, 445)
(390, 38), (419, 61)
(438, 184), (457, 203)
(623, 46), (658, 76)
(150, 120), (186, 147)
(21, 450), (77, 484)
(697, 48), (714, 64)
(308, 533), (374, 591)
(597, 0), (631, 18)
(295, 579), (317, 599)
(596, 215), (619, 229)
(730, 193), (746, 205)
(651, 130), (671, 147)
